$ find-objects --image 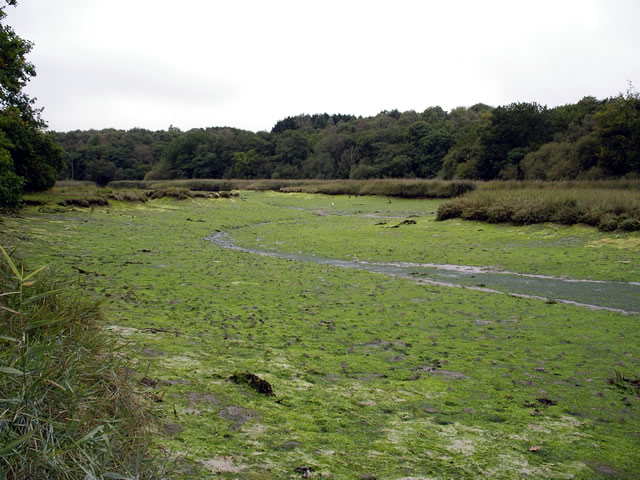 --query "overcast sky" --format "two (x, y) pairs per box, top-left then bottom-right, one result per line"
(6, 0), (640, 133)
